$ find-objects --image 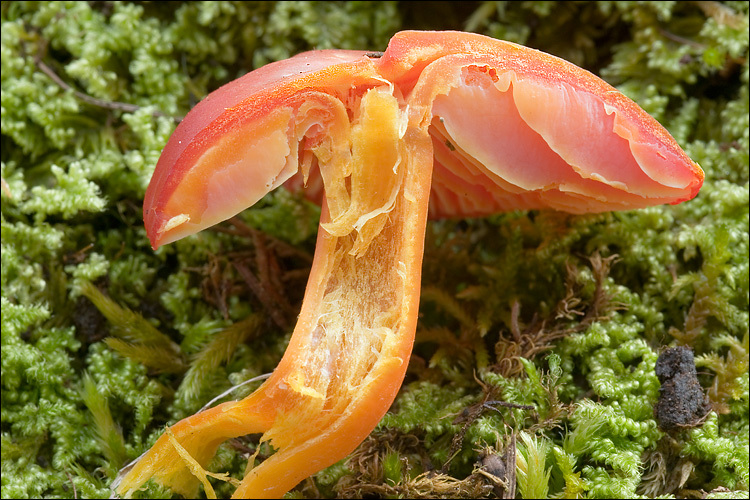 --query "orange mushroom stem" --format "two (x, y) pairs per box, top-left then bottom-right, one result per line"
(114, 31), (703, 498)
